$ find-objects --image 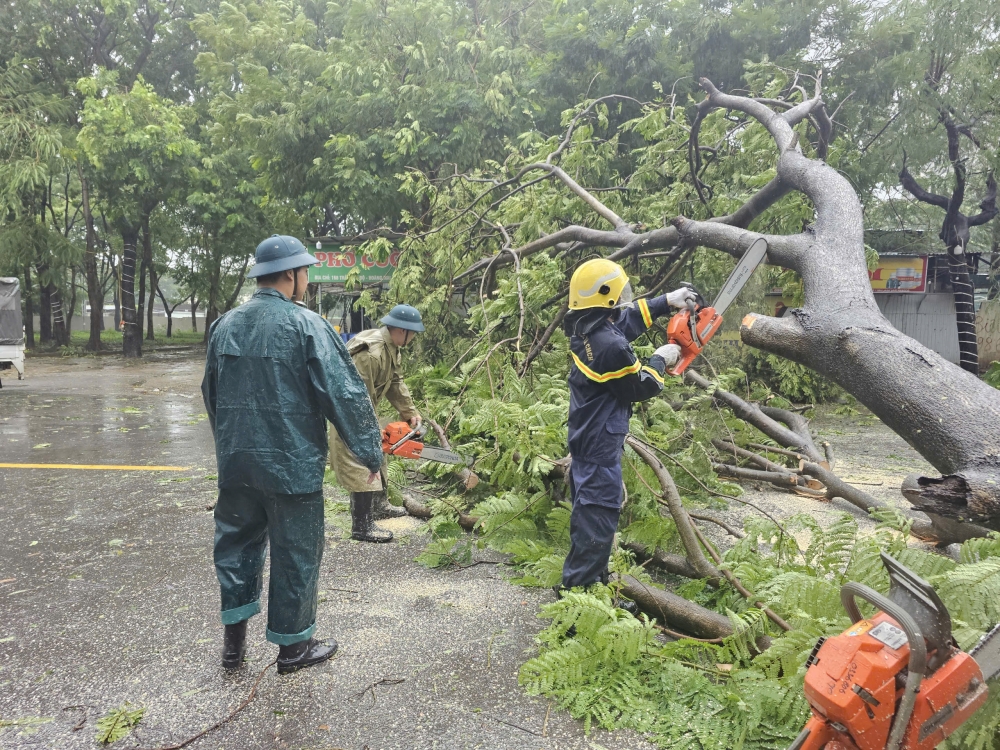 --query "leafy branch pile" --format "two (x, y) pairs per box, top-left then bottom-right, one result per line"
(400, 348), (1000, 749)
